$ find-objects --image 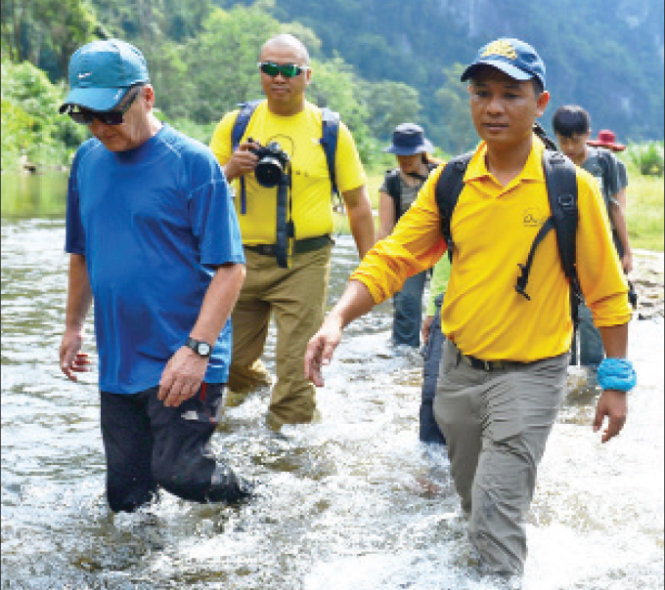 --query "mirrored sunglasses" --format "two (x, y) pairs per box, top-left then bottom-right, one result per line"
(67, 86), (141, 126)
(258, 61), (309, 78)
